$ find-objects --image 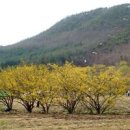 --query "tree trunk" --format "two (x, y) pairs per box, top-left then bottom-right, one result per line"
(41, 104), (50, 114)
(64, 100), (77, 114)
